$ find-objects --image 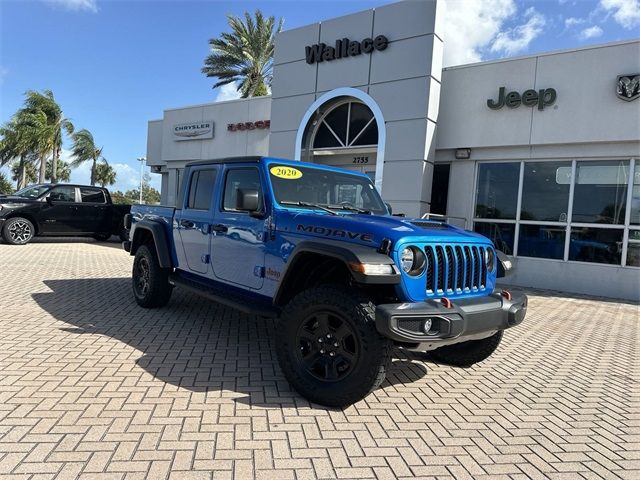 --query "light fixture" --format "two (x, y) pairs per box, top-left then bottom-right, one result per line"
(455, 148), (471, 159)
